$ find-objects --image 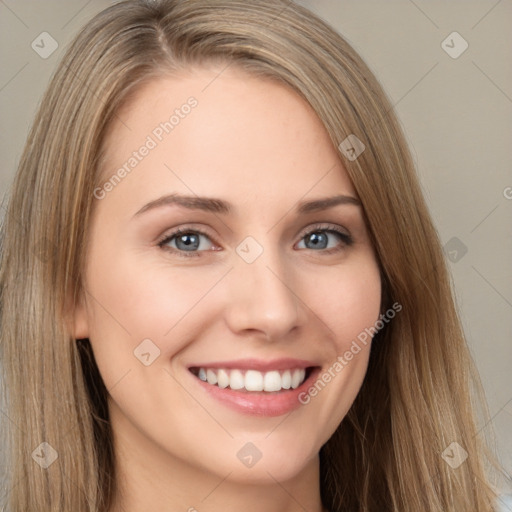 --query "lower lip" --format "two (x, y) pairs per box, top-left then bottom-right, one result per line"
(189, 367), (321, 417)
